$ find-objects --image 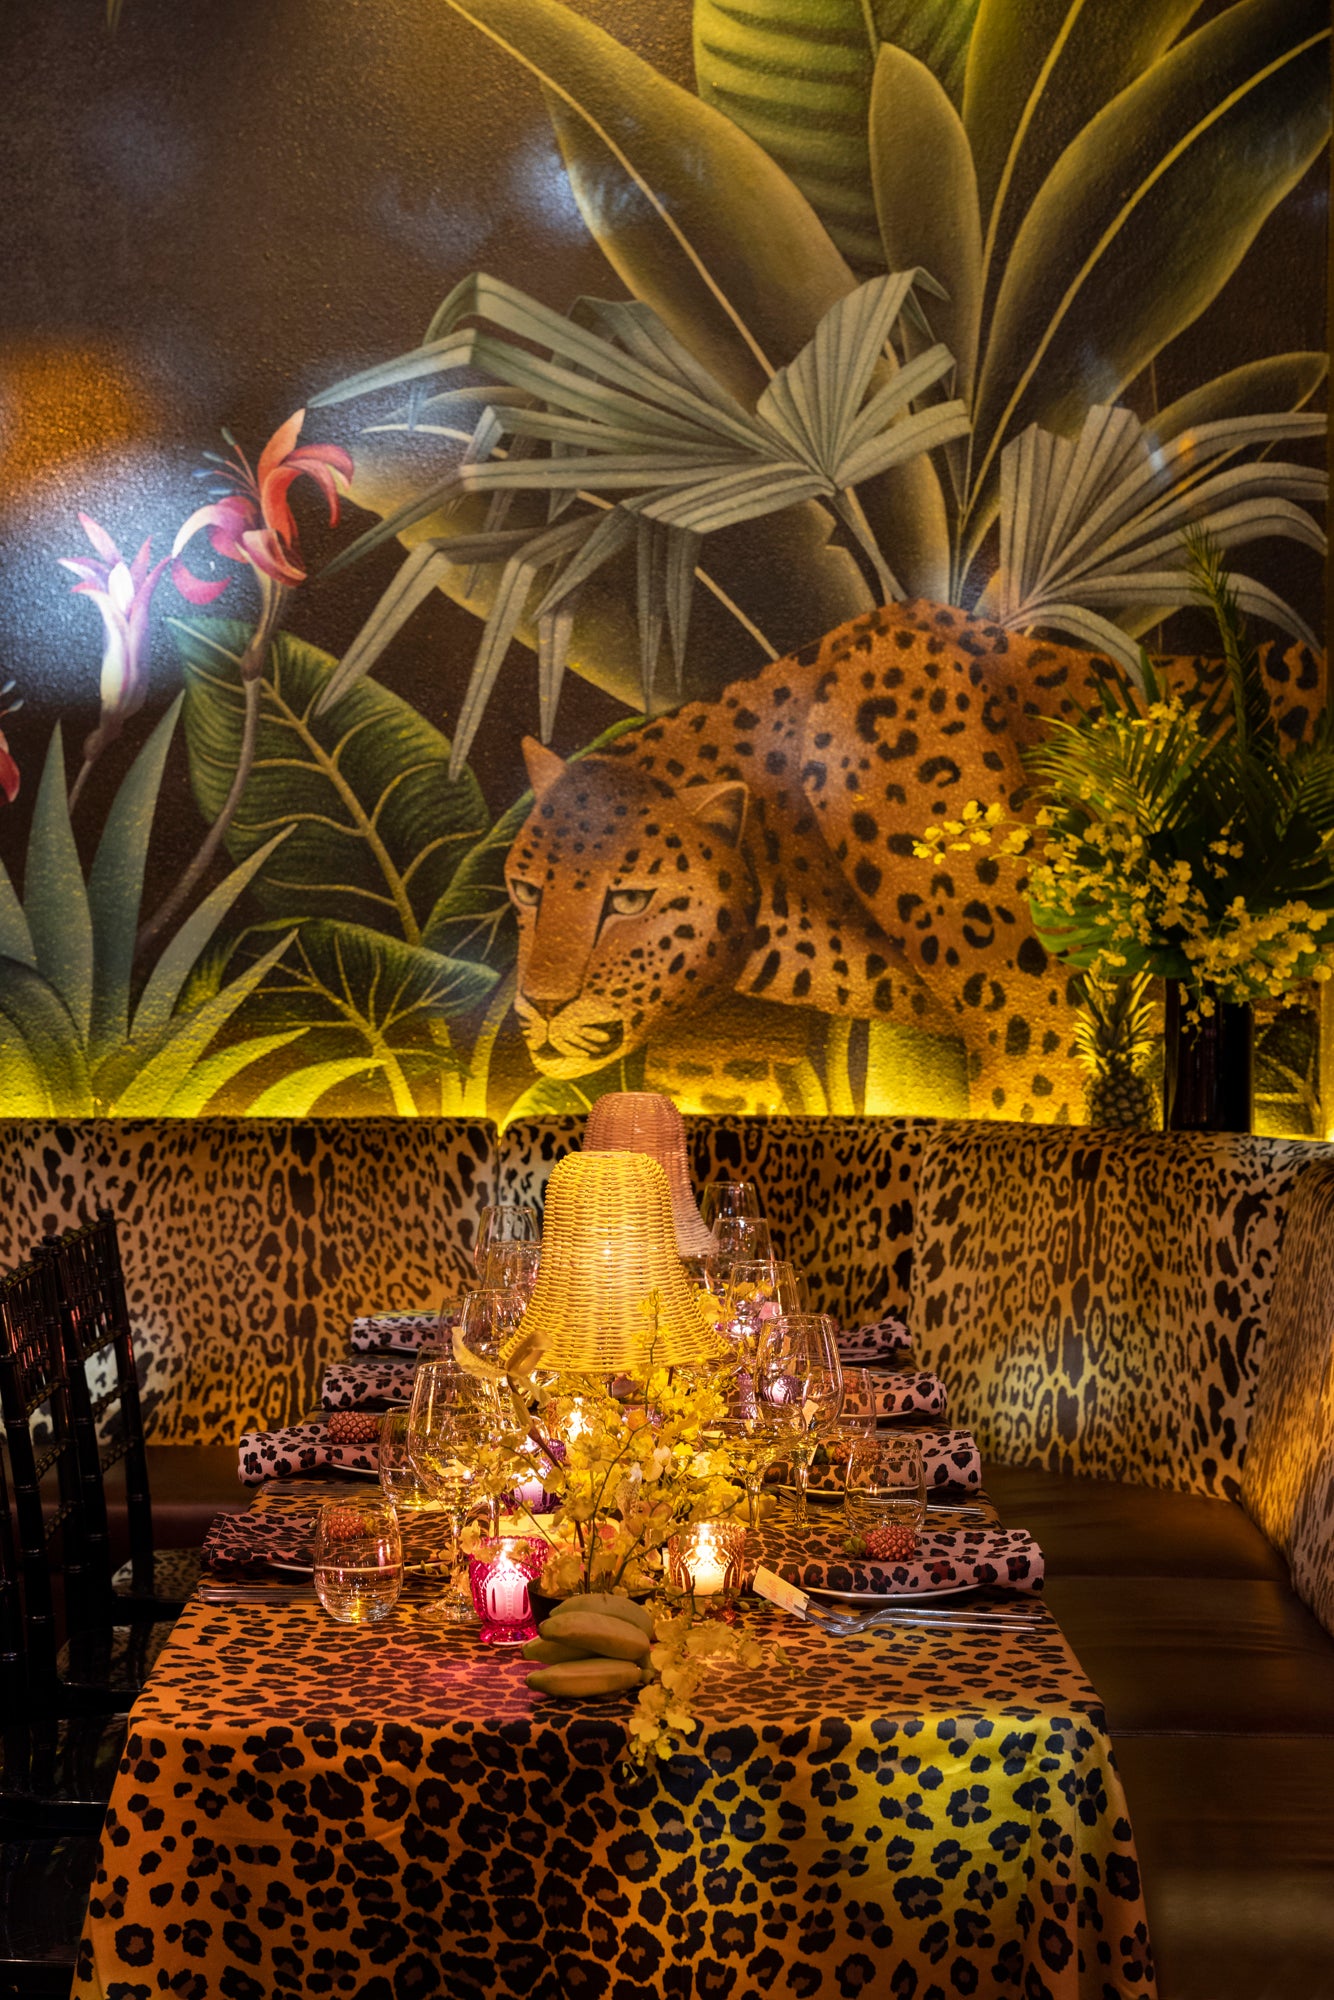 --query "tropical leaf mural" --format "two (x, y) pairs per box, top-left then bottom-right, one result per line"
(0, 0), (1327, 1129)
